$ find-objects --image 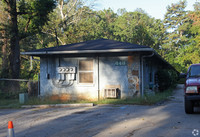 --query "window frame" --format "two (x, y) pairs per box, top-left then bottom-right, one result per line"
(78, 59), (94, 85)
